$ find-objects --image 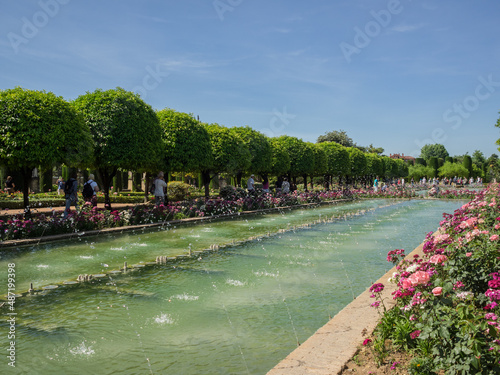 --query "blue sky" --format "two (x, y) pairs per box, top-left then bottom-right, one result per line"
(1, 0), (500, 158)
